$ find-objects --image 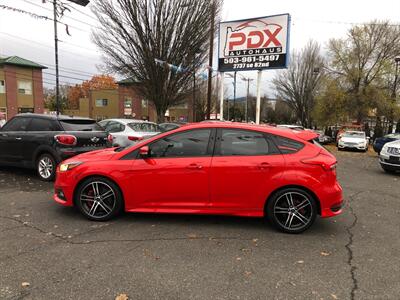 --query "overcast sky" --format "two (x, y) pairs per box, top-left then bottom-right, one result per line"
(1, 0), (399, 98)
